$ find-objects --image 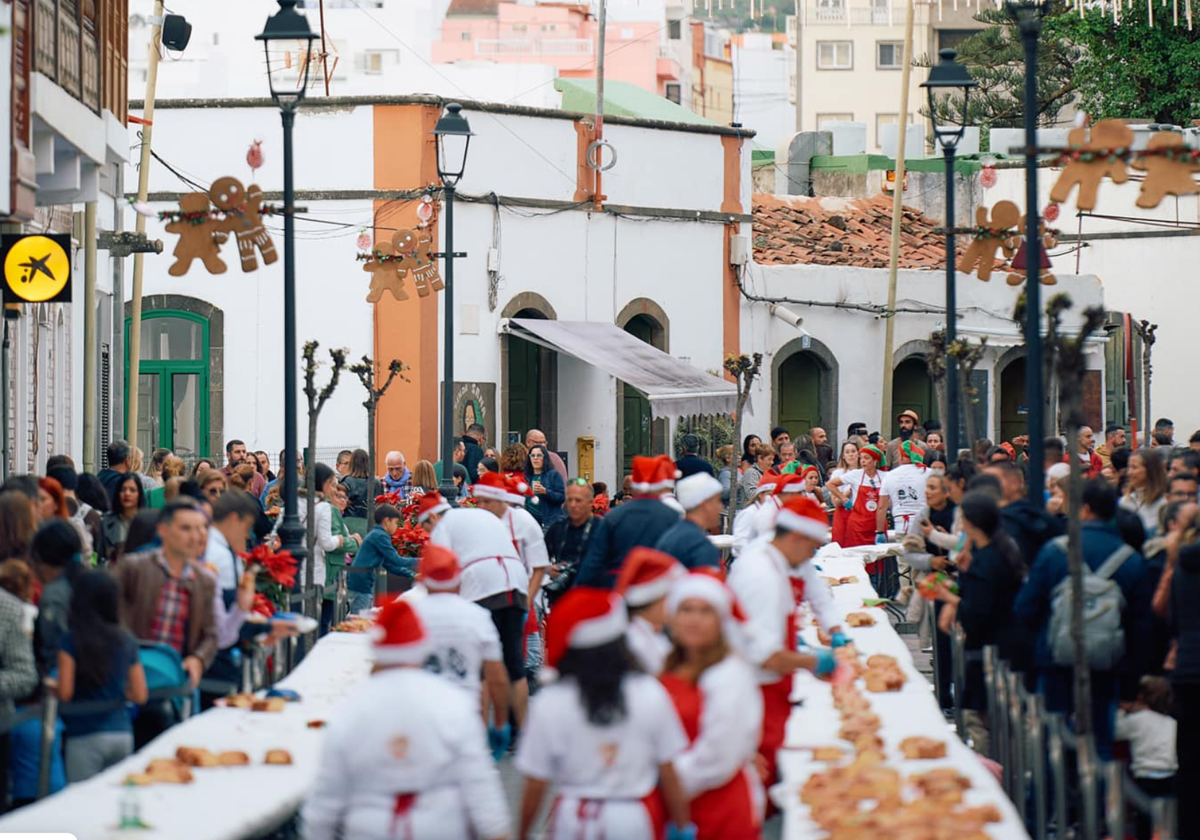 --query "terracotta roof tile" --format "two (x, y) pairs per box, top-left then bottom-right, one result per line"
(752, 194), (946, 269)
(446, 0), (499, 17)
